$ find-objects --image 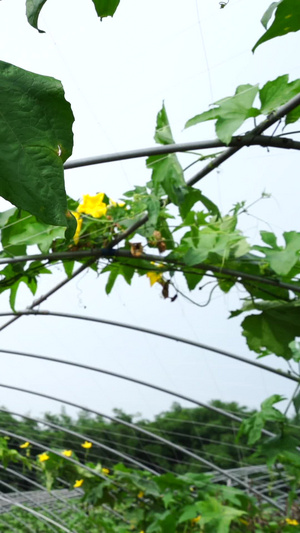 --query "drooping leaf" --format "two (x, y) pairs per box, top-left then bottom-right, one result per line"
(178, 187), (220, 219)
(253, 0), (300, 52)
(26, 0), (47, 32)
(0, 61), (75, 237)
(183, 271), (203, 291)
(92, 0), (120, 18)
(102, 263), (134, 294)
(285, 103), (300, 125)
(241, 303), (300, 358)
